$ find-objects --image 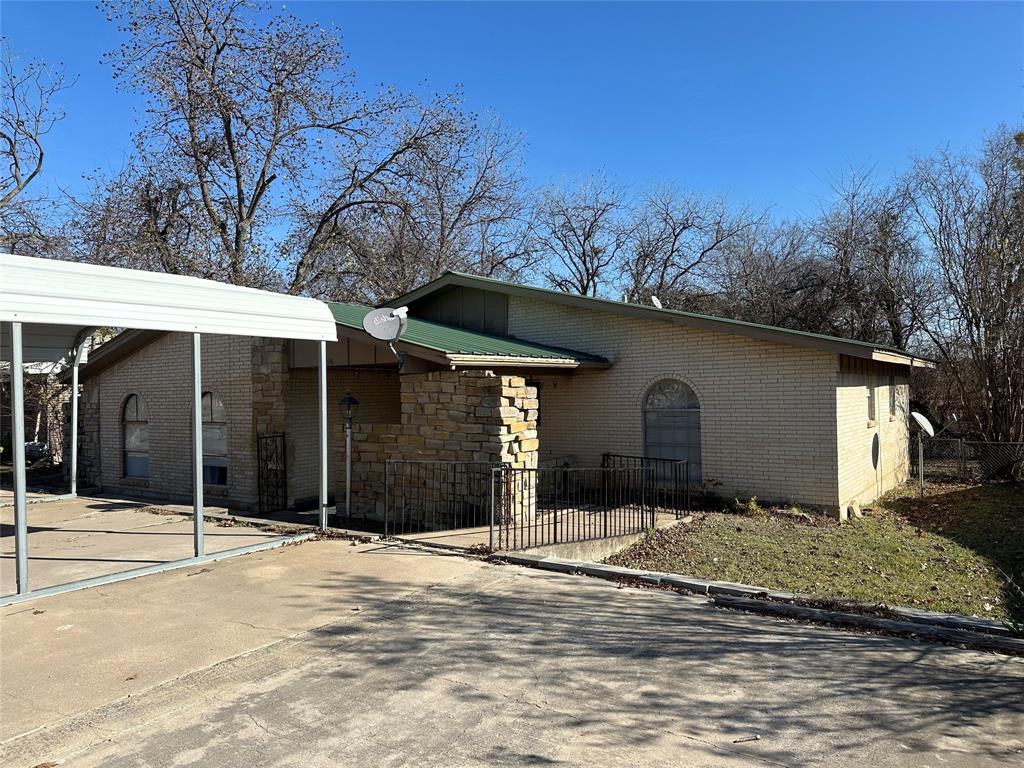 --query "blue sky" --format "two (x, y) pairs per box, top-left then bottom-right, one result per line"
(2, 1), (1021, 219)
